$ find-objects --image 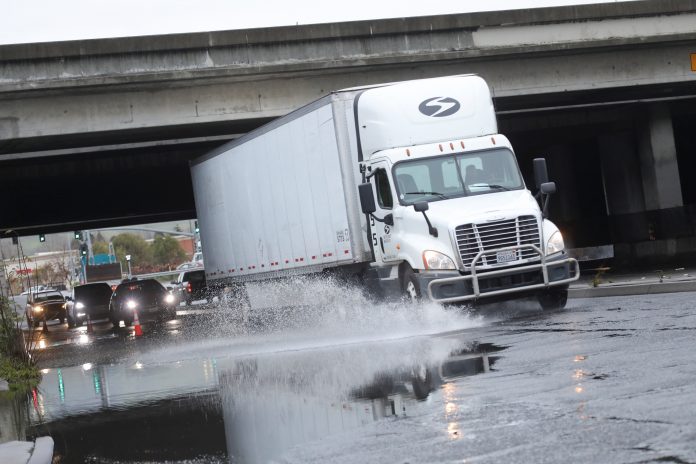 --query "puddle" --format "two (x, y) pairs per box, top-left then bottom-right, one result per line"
(4, 336), (505, 463)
